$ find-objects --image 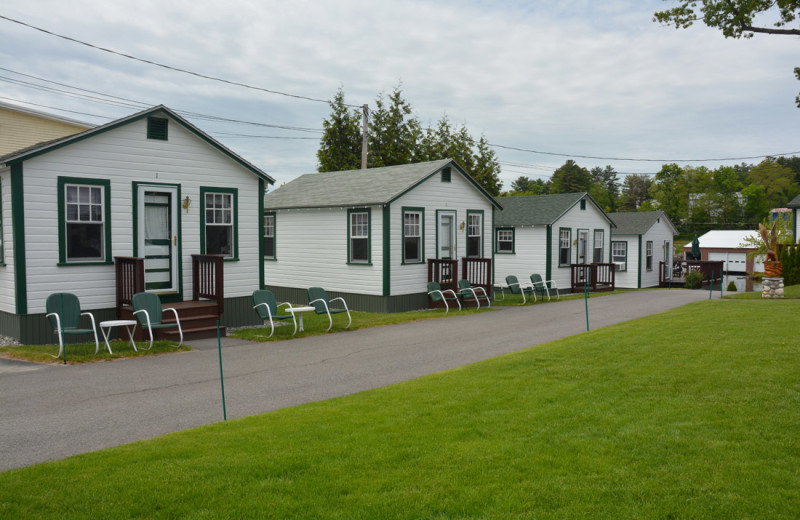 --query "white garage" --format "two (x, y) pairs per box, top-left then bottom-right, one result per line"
(708, 252), (747, 273)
